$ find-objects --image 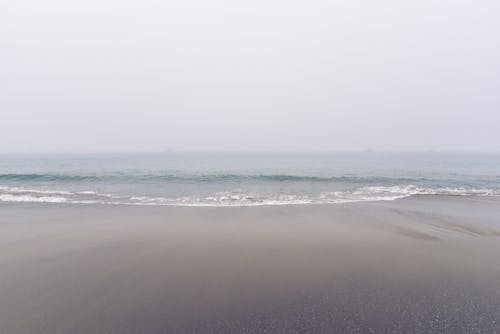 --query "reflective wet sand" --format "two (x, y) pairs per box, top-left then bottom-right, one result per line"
(1, 197), (499, 333)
